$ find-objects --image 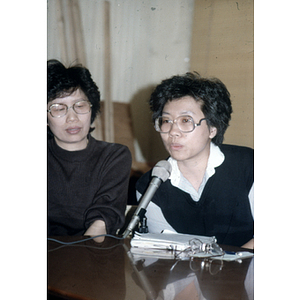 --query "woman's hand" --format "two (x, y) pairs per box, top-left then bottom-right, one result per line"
(242, 238), (254, 249)
(84, 220), (107, 243)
